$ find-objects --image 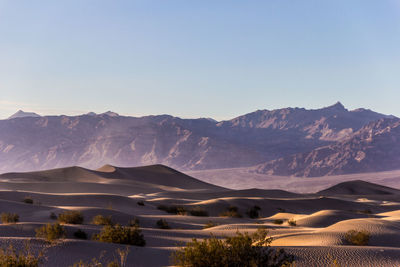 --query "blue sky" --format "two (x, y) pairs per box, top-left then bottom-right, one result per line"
(0, 0), (399, 120)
